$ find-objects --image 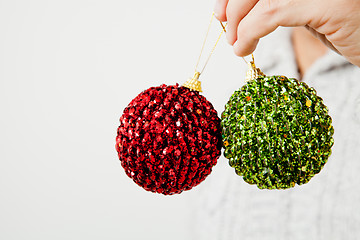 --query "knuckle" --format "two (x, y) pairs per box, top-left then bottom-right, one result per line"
(263, 0), (280, 16)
